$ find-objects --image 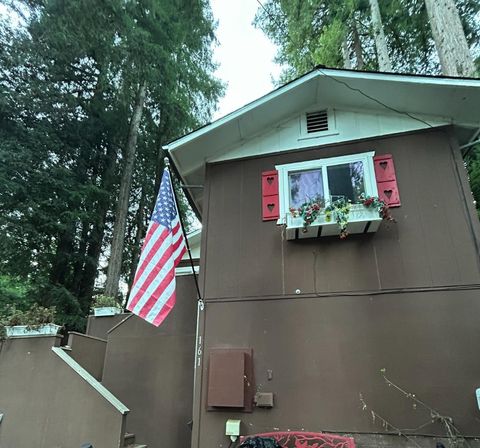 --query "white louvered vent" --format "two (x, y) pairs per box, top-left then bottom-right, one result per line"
(306, 110), (329, 133)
